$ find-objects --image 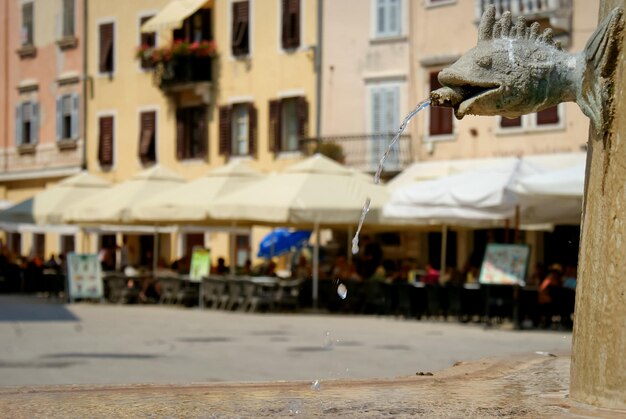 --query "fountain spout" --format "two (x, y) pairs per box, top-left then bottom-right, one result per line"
(430, 5), (624, 134)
